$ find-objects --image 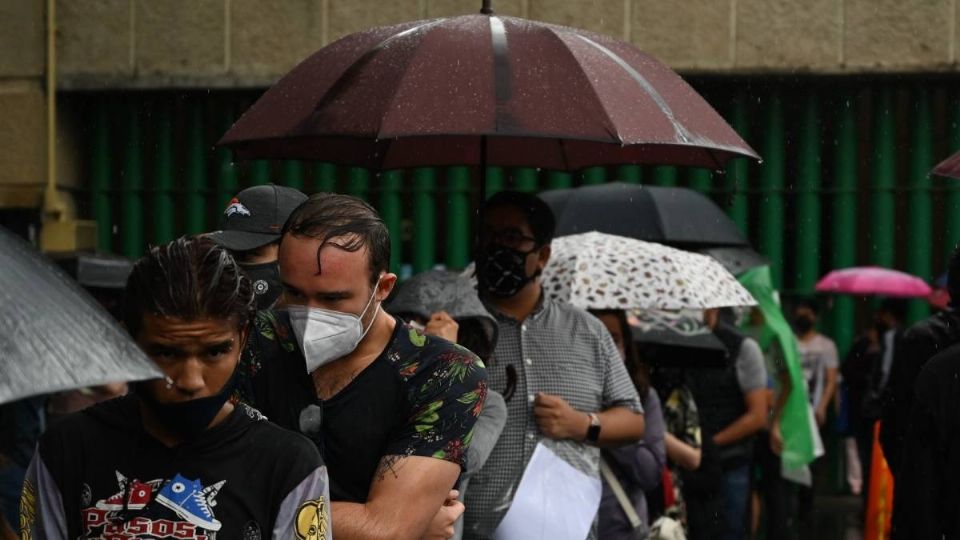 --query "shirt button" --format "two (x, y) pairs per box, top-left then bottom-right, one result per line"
(521, 324), (527, 332)
(525, 358), (533, 366)
(527, 433), (536, 441)
(528, 393), (536, 403)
